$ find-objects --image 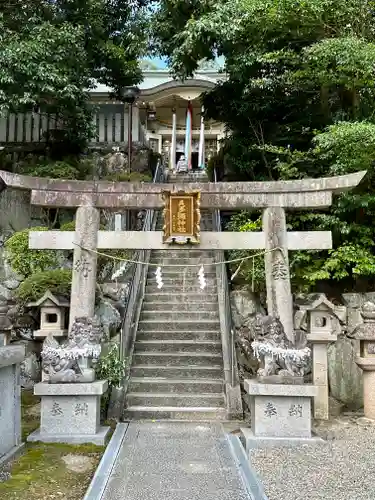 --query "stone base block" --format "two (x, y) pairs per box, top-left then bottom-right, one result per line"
(240, 428), (323, 450)
(27, 426), (110, 446)
(244, 380), (318, 440)
(0, 443), (25, 467)
(28, 380), (108, 445)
